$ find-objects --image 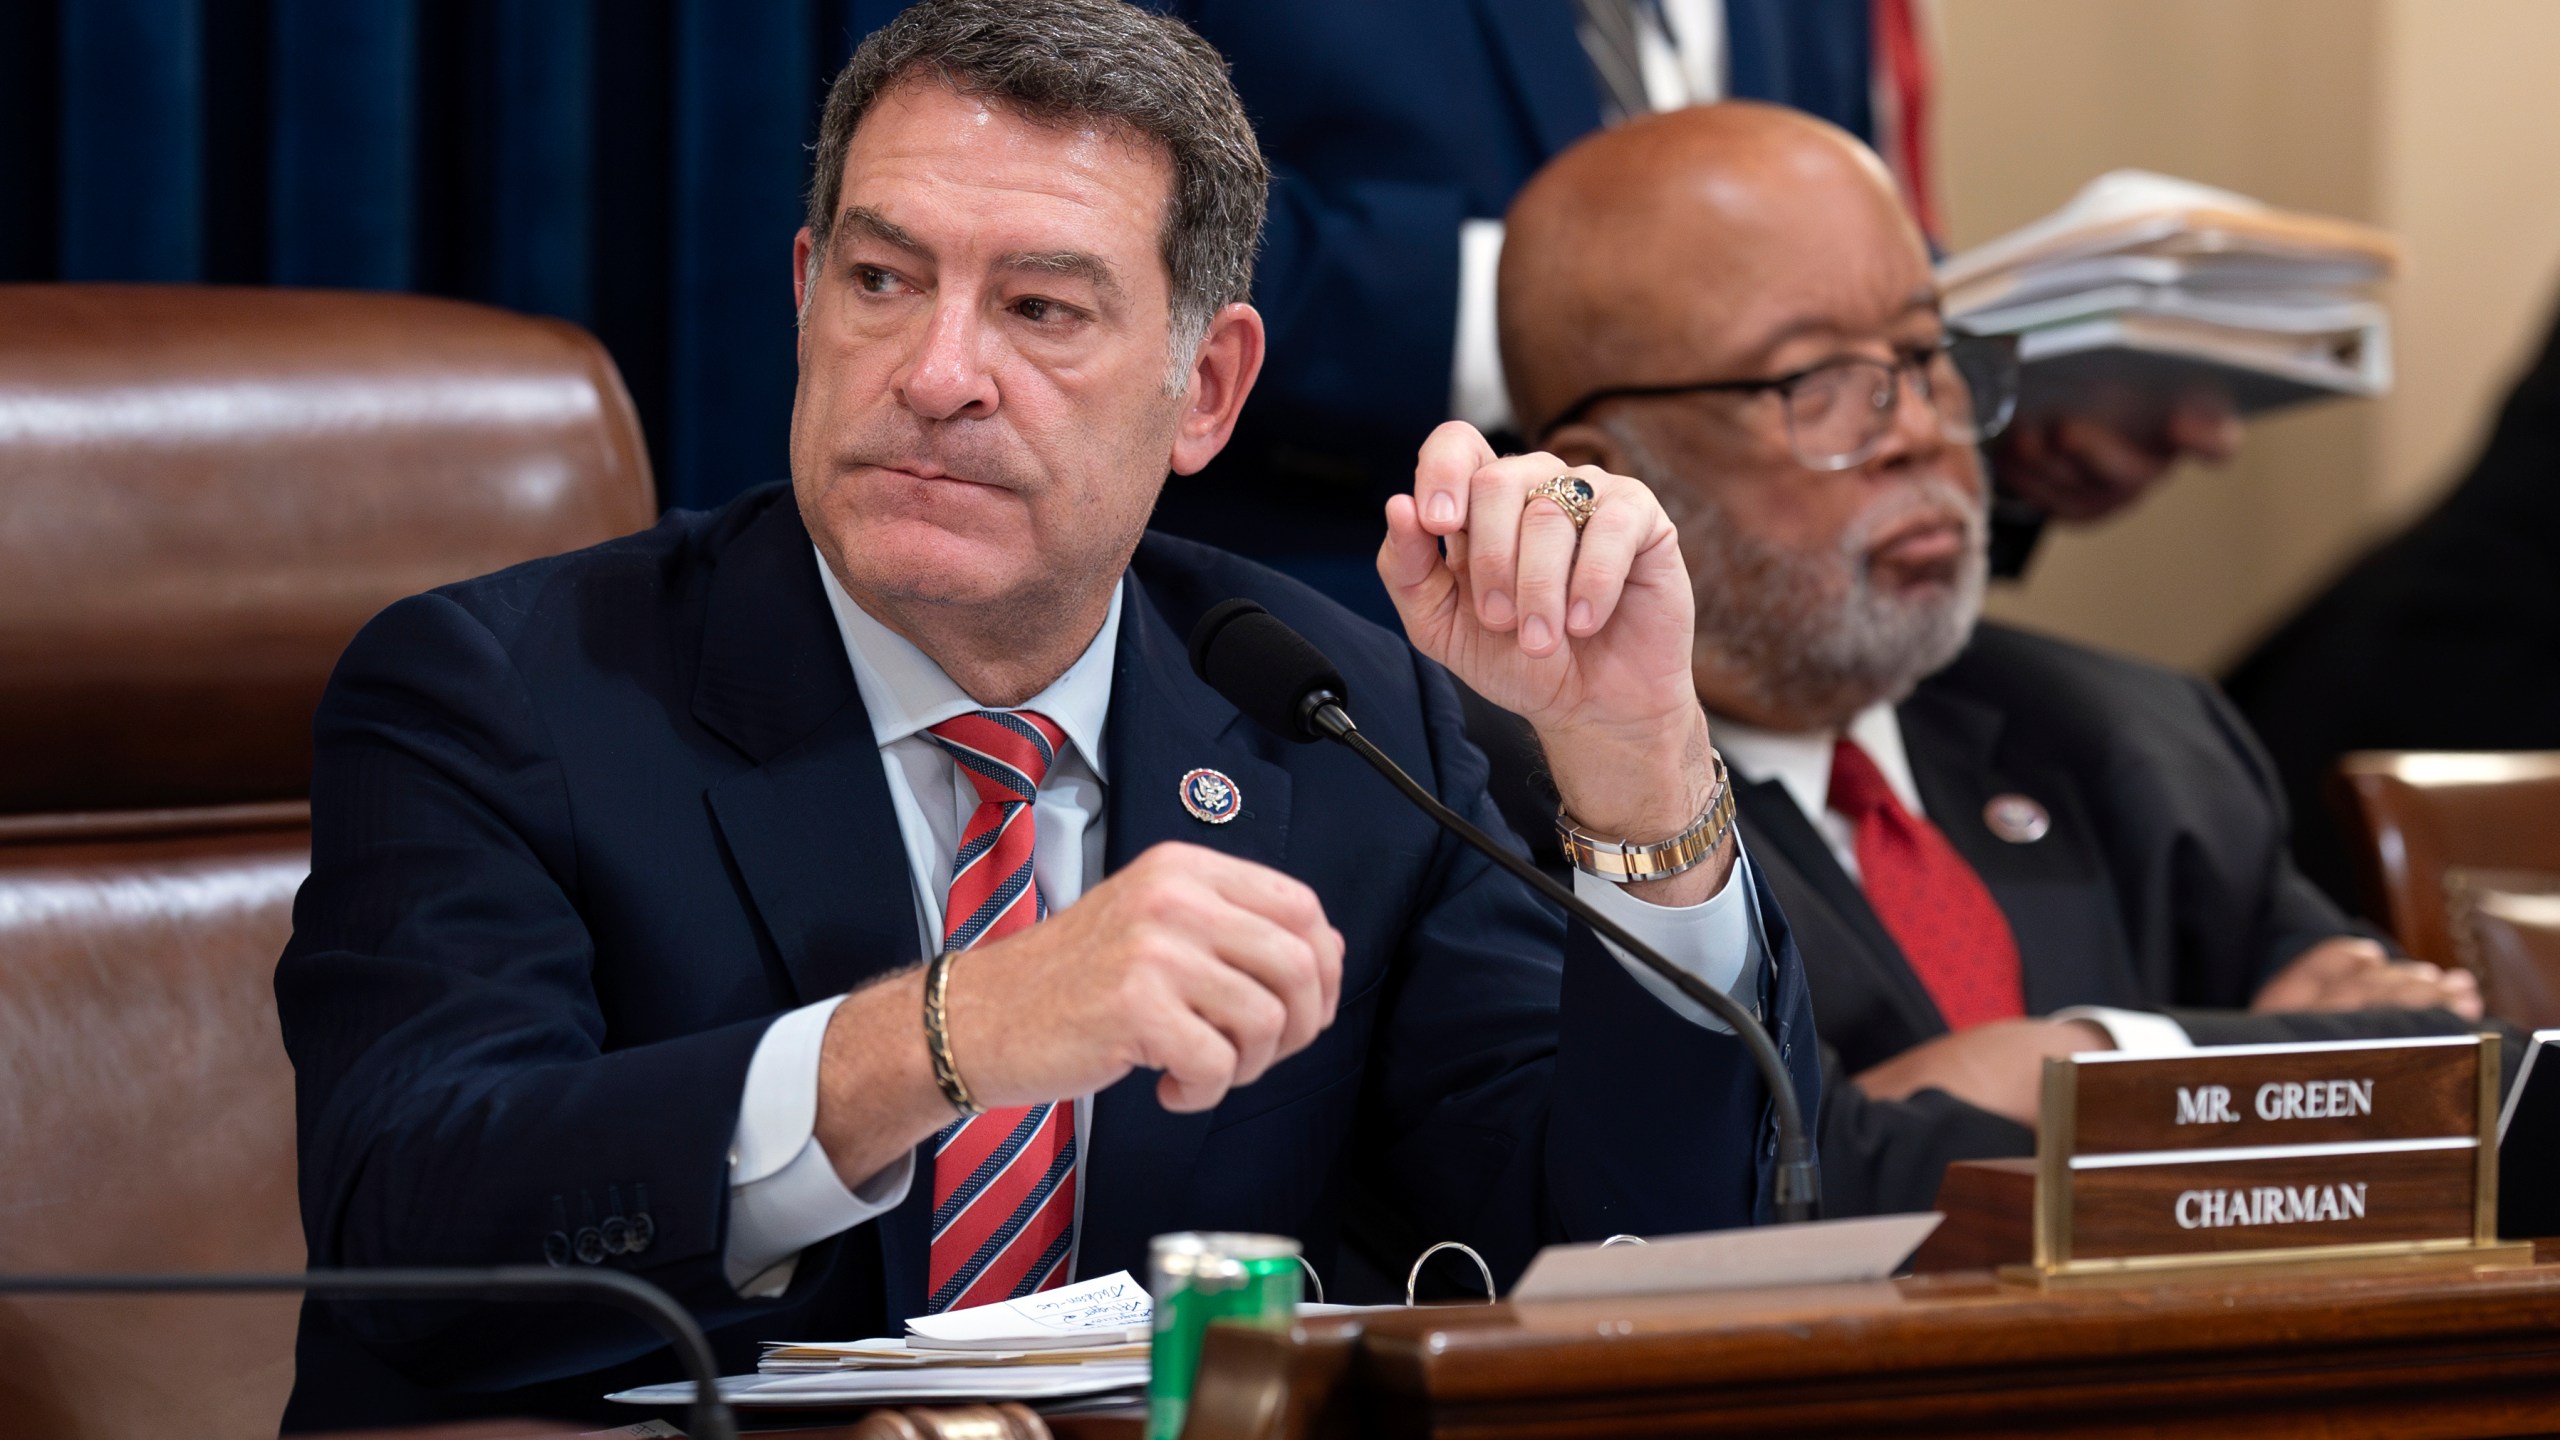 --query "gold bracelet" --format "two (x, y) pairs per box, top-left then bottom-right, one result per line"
(923, 950), (983, 1117)
(1555, 749), (1738, 885)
